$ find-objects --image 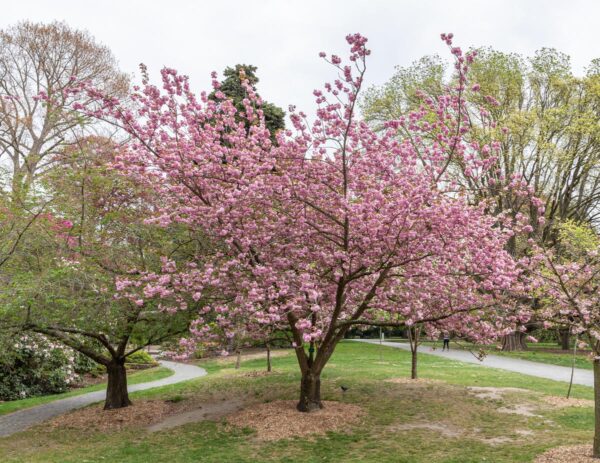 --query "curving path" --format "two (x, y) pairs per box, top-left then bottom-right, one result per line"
(0, 360), (207, 437)
(354, 339), (594, 387)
